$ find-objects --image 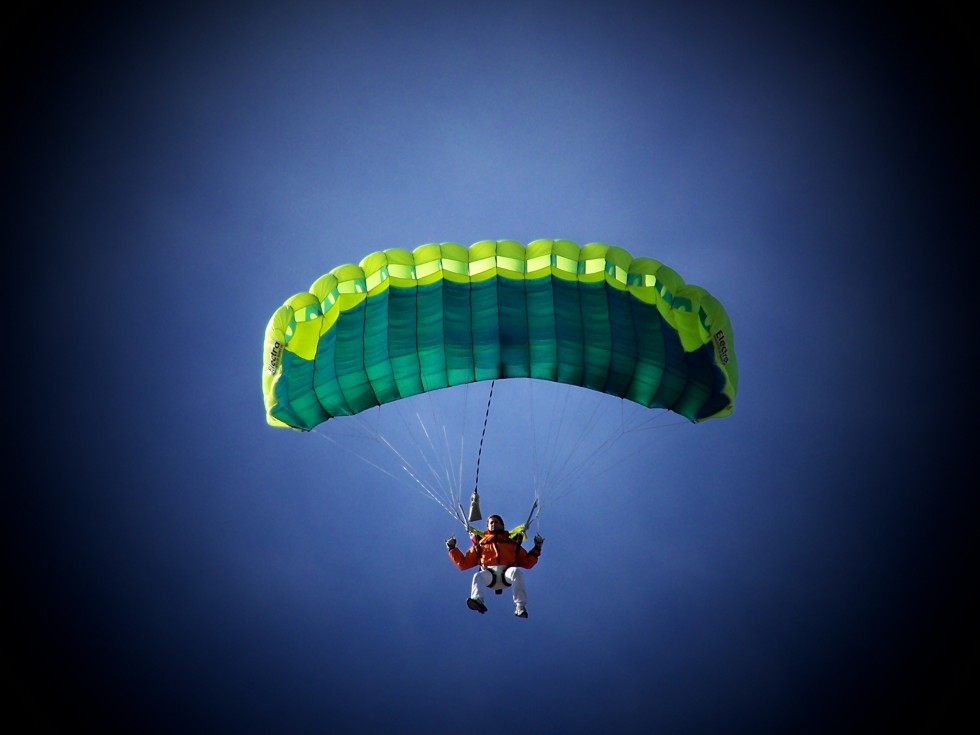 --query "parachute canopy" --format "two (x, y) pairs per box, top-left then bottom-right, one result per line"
(263, 239), (738, 430)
